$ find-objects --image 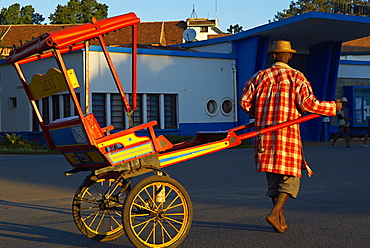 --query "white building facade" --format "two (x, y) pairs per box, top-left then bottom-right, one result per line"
(0, 46), (237, 143)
